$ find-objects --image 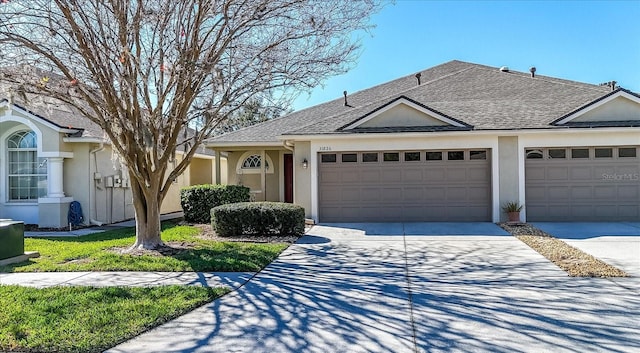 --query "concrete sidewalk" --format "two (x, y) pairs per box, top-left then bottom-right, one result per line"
(24, 212), (184, 237)
(0, 271), (254, 289)
(534, 222), (640, 277)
